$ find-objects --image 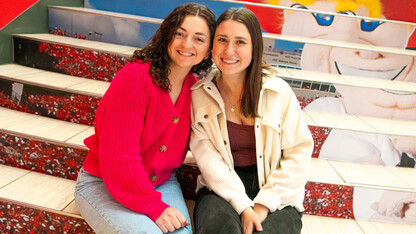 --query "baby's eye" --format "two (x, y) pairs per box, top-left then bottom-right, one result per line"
(313, 13), (334, 26)
(361, 19), (383, 32)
